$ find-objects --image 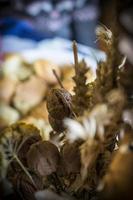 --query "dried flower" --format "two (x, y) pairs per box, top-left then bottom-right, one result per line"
(64, 104), (111, 143)
(96, 25), (113, 50)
